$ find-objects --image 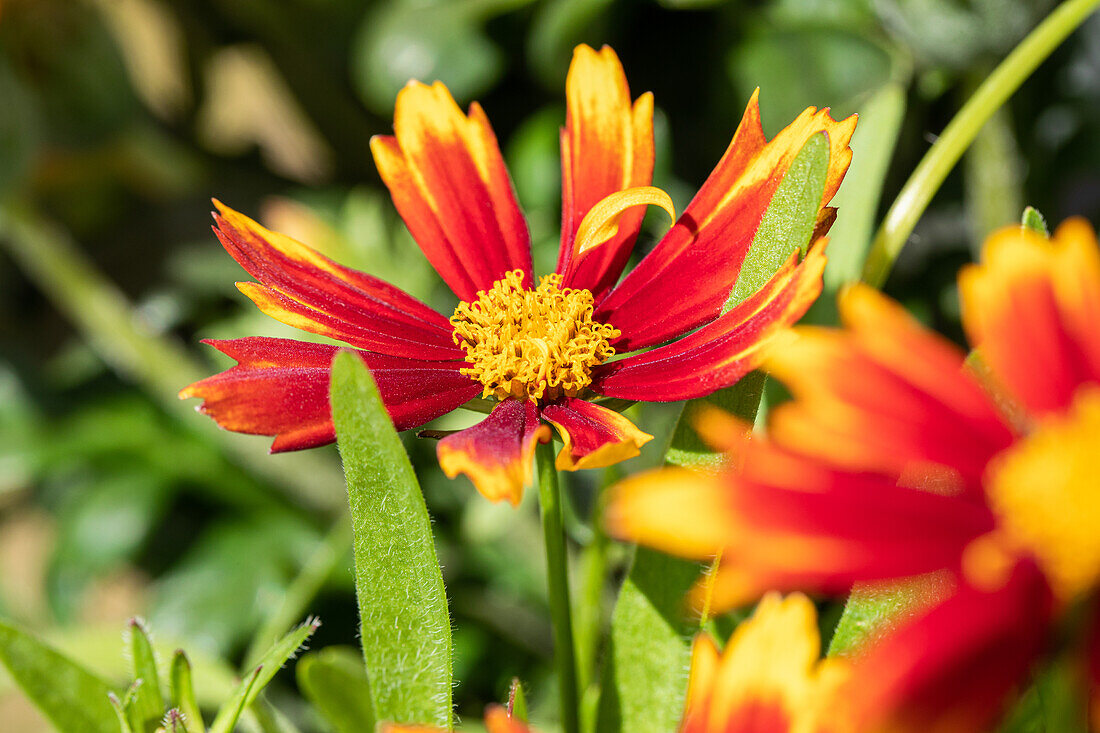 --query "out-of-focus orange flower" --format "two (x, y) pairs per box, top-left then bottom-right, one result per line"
(608, 219), (1100, 733)
(181, 44), (855, 504)
(680, 593), (849, 733)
